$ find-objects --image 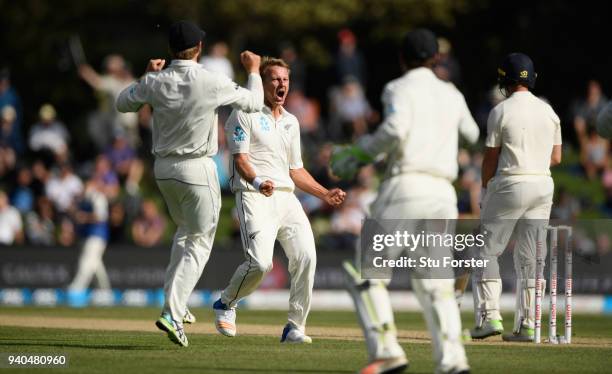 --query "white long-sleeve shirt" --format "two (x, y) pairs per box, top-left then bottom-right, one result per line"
(358, 67), (479, 182)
